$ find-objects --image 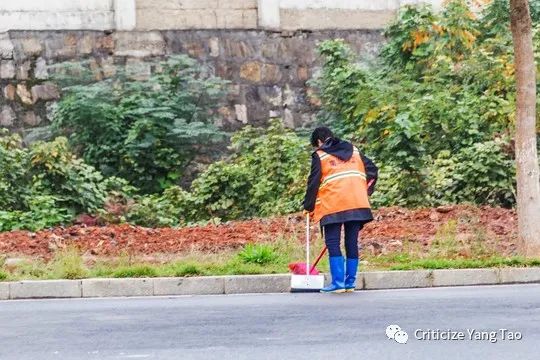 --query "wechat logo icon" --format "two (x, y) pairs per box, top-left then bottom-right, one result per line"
(386, 324), (409, 344)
